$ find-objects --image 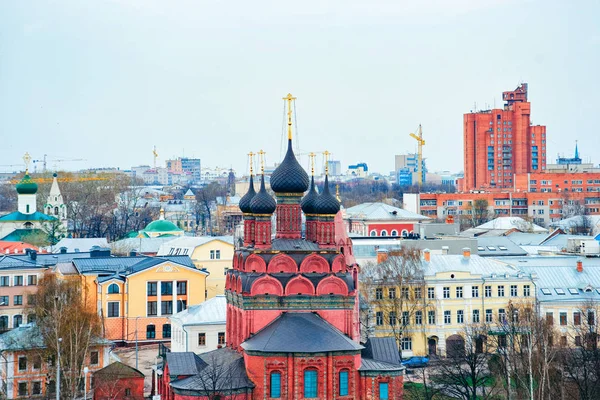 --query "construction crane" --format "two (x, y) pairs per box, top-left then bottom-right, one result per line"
(409, 124), (425, 186)
(32, 154), (86, 172)
(9, 175), (111, 184)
